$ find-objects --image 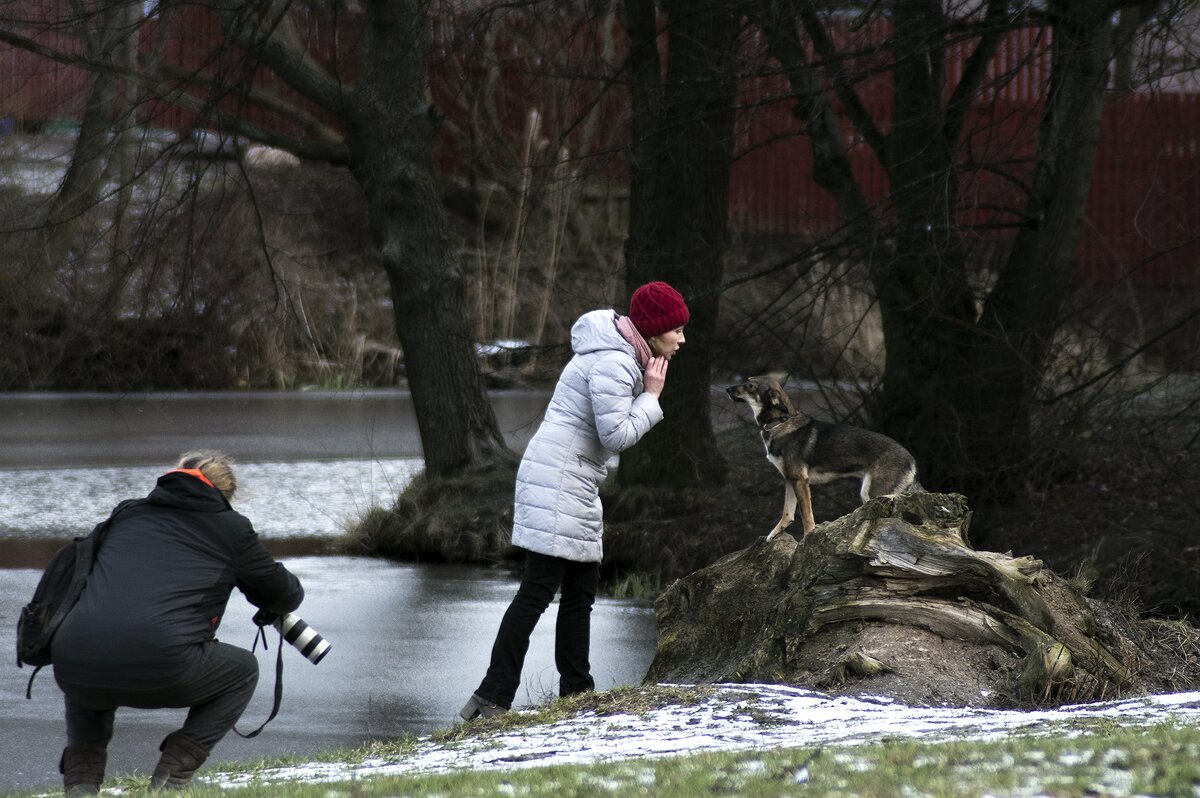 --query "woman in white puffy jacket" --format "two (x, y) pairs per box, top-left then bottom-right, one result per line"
(461, 282), (689, 720)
